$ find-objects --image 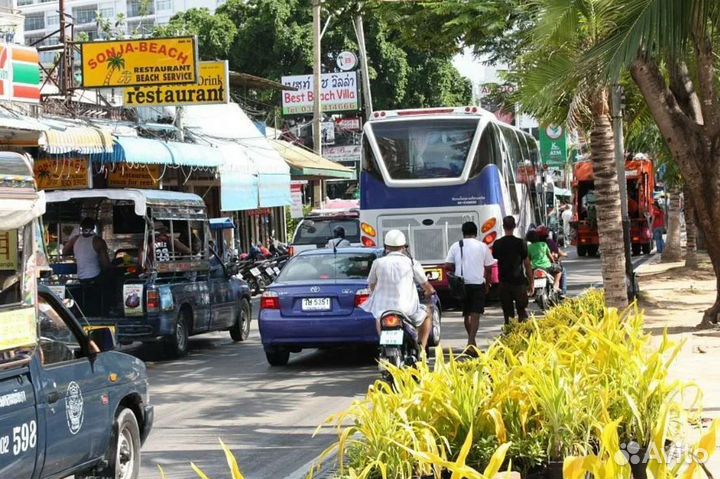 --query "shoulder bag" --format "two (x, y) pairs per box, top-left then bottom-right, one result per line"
(447, 240), (466, 300)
